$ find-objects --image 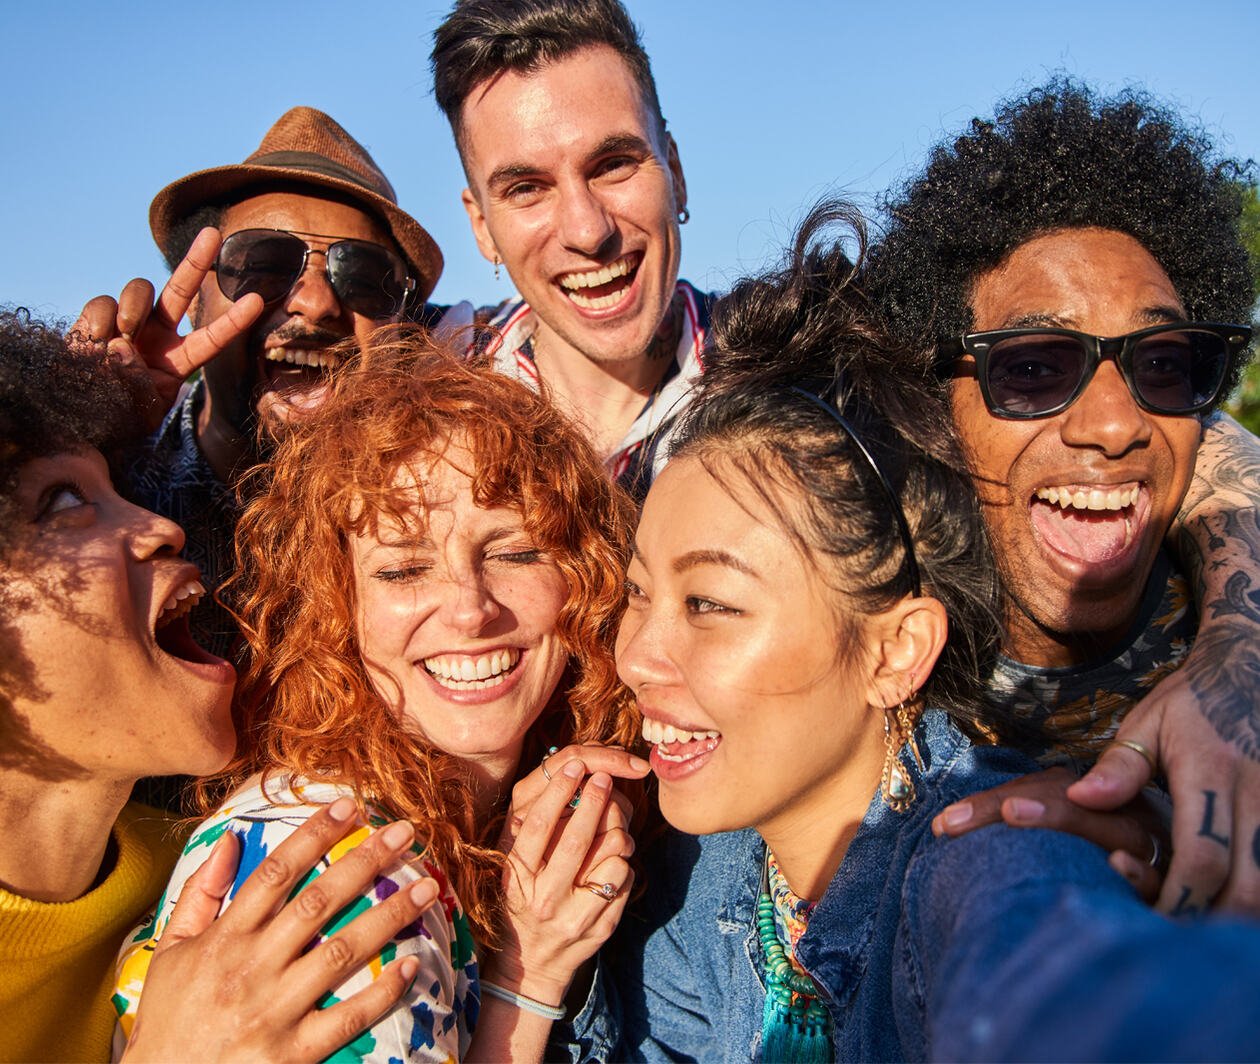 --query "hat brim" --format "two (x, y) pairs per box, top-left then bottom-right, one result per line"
(149, 163), (443, 305)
